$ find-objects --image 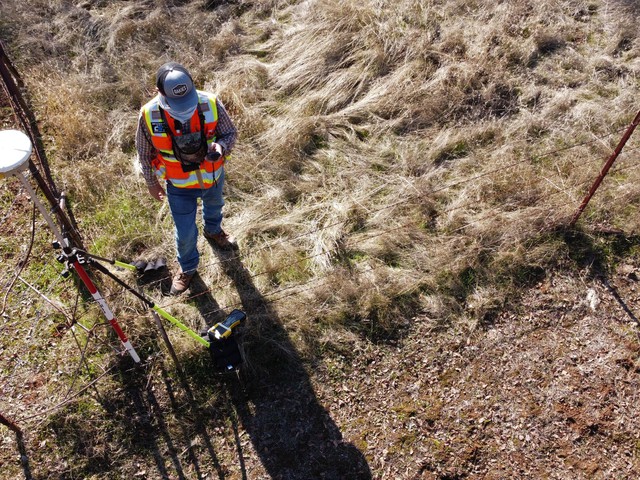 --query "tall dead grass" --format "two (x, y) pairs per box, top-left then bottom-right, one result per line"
(1, 0), (640, 356)
(3, 2), (640, 477)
